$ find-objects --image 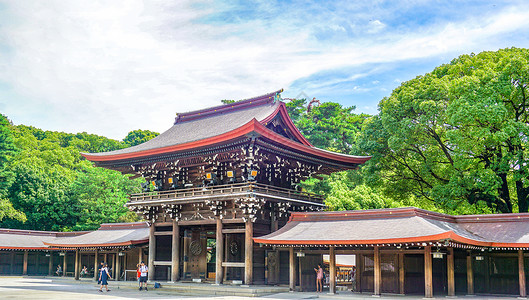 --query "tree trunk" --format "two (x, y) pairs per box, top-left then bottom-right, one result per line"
(517, 180), (529, 213)
(498, 173), (513, 213)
